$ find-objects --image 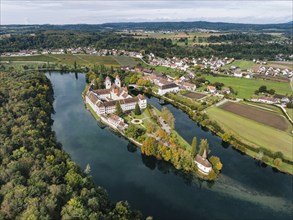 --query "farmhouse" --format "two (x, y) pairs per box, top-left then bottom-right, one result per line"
(85, 75), (147, 115)
(251, 96), (278, 104)
(180, 82), (197, 91)
(207, 85), (217, 93)
(233, 69), (243, 77)
(194, 149), (212, 175)
(221, 87), (231, 94)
